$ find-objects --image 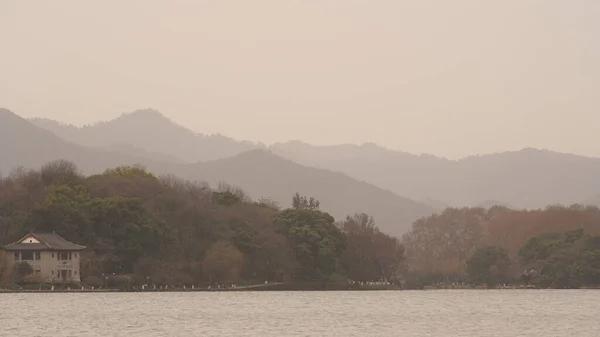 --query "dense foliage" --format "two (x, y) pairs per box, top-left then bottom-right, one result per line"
(466, 246), (510, 287)
(0, 160), (403, 287)
(3, 160), (599, 289)
(403, 206), (600, 288)
(519, 229), (600, 288)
